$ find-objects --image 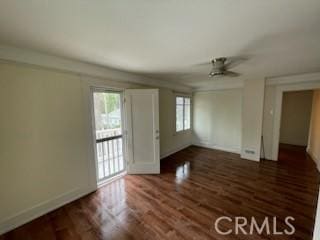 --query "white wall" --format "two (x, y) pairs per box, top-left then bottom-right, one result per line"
(0, 63), (94, 233)
(308, 90), (320, 170)
(193, 89), (242, 153)
(262, 85), (276, 159)
(241, 79), (265, 161)
(279, 90), (313, 146)
(313, 187), (320, 240)
(0, 61), (192, 234)
(192, 78), (265, 161)
(159, 89), (192, 158)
